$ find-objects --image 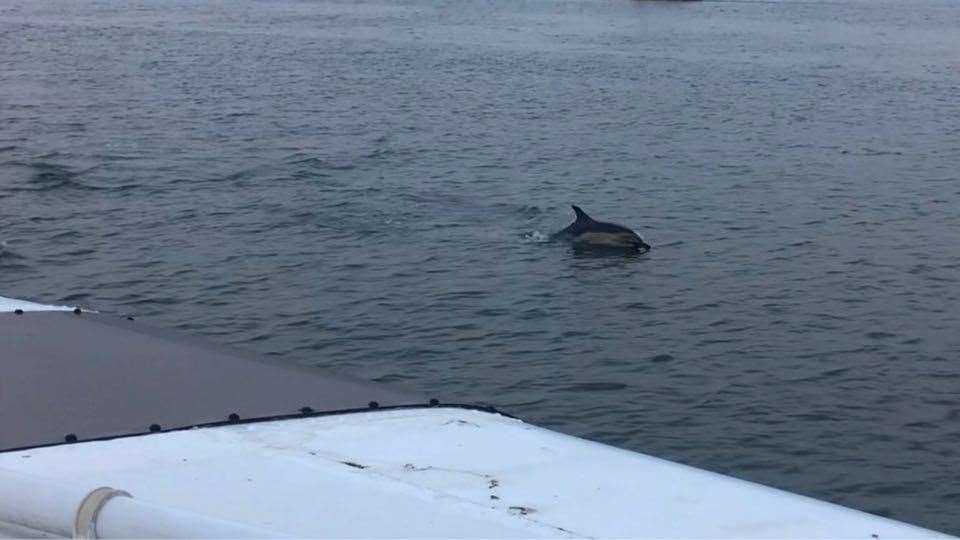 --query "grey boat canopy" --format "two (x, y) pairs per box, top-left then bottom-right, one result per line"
(1, 310), (424, 452)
